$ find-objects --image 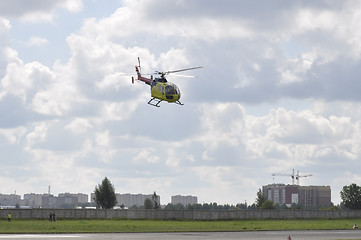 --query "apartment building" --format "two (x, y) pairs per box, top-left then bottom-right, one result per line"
(263, 183), (331, 208)
(116, 193), (160, 208)
(0, 194), (21, 207)
(24, 193), (43, 208)
(171, 195), (198, 206)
